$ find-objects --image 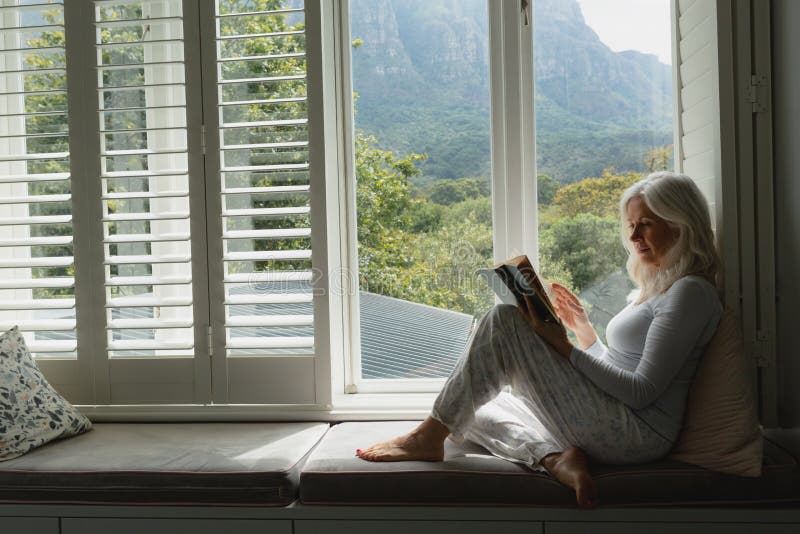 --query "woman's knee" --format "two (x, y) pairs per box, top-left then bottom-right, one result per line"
(487, 304), (520, 322)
